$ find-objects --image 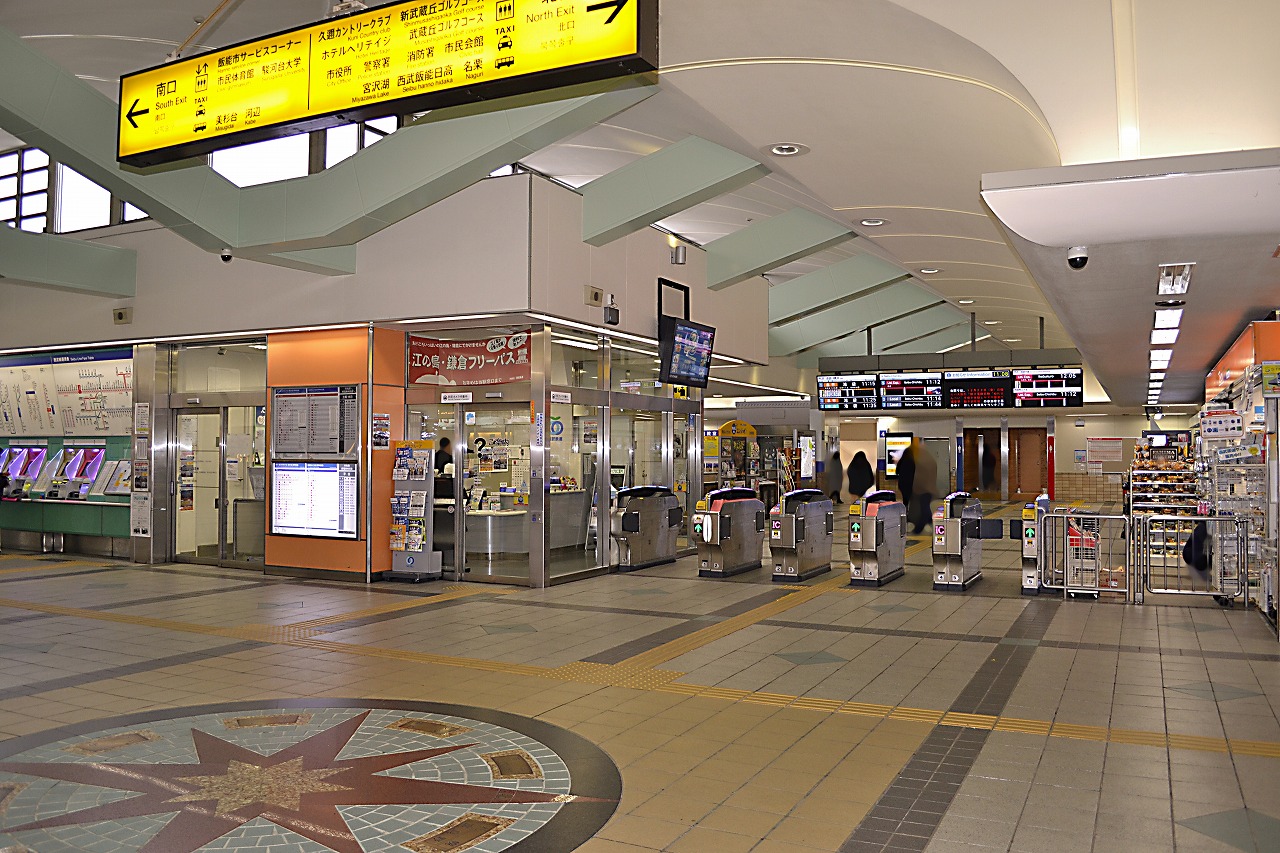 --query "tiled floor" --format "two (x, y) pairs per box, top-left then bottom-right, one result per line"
(0, 537), (1273, 852)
